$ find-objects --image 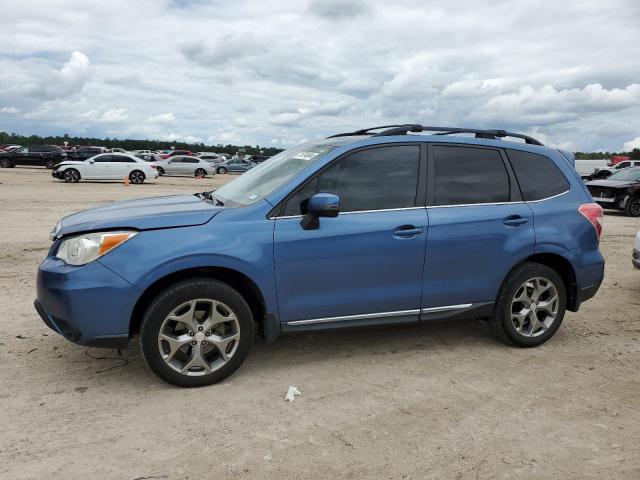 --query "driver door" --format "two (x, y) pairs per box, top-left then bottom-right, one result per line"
(273, 144), (428, 327)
